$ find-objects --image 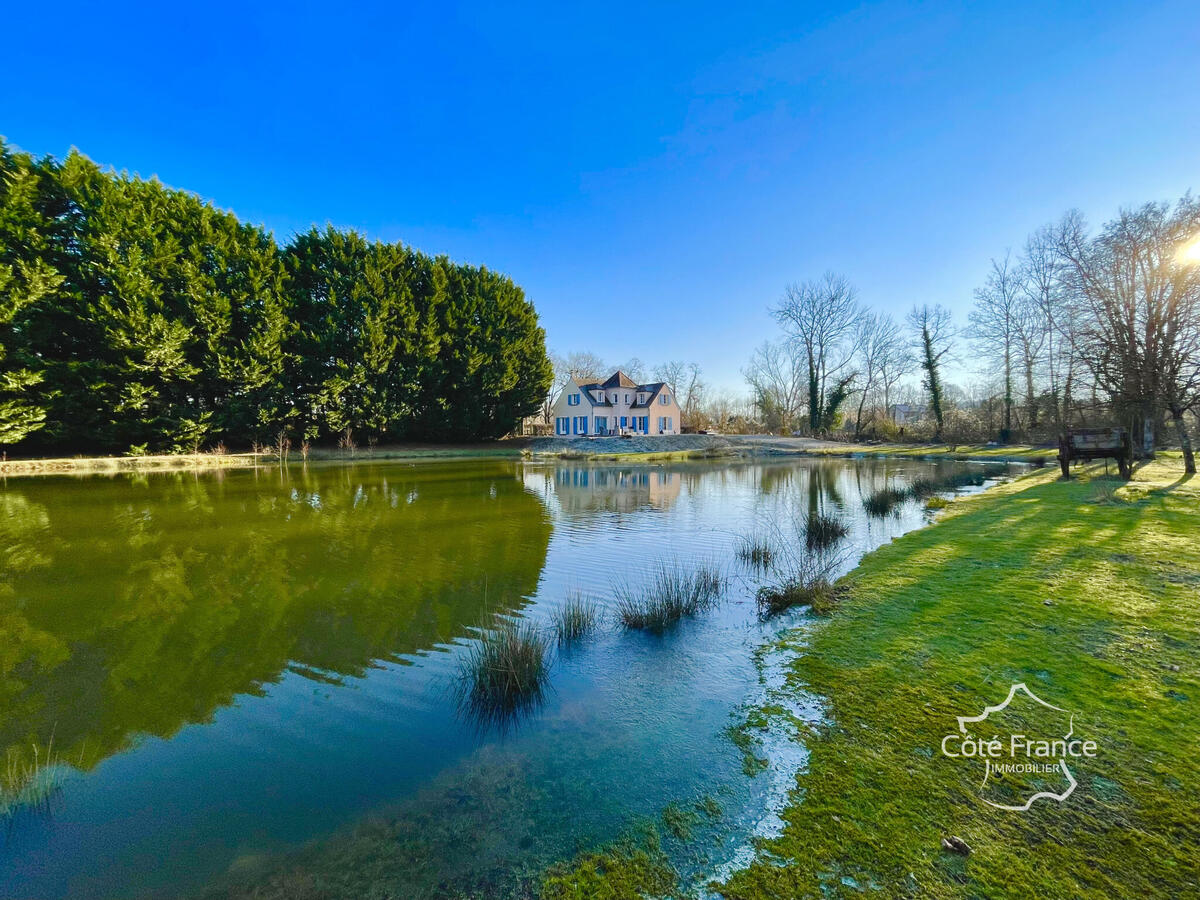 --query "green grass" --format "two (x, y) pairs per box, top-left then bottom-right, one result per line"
(0, 443), (527, 478)
(540, 824), (677, 900)
(803, 442), (1056, 463)
(614, 563), (726, 632)
(718, 459), (1200, 899)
